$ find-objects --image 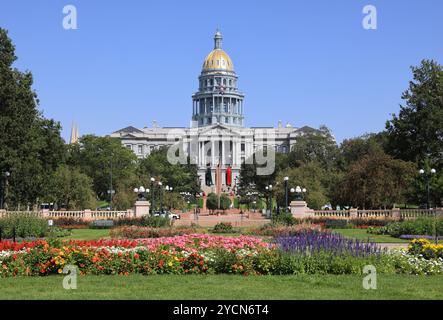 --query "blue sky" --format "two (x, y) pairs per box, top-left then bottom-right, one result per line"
(1, 0), (442, 143)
